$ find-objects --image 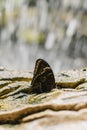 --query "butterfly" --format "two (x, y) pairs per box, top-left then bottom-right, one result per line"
(31, 59), (56, 93)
